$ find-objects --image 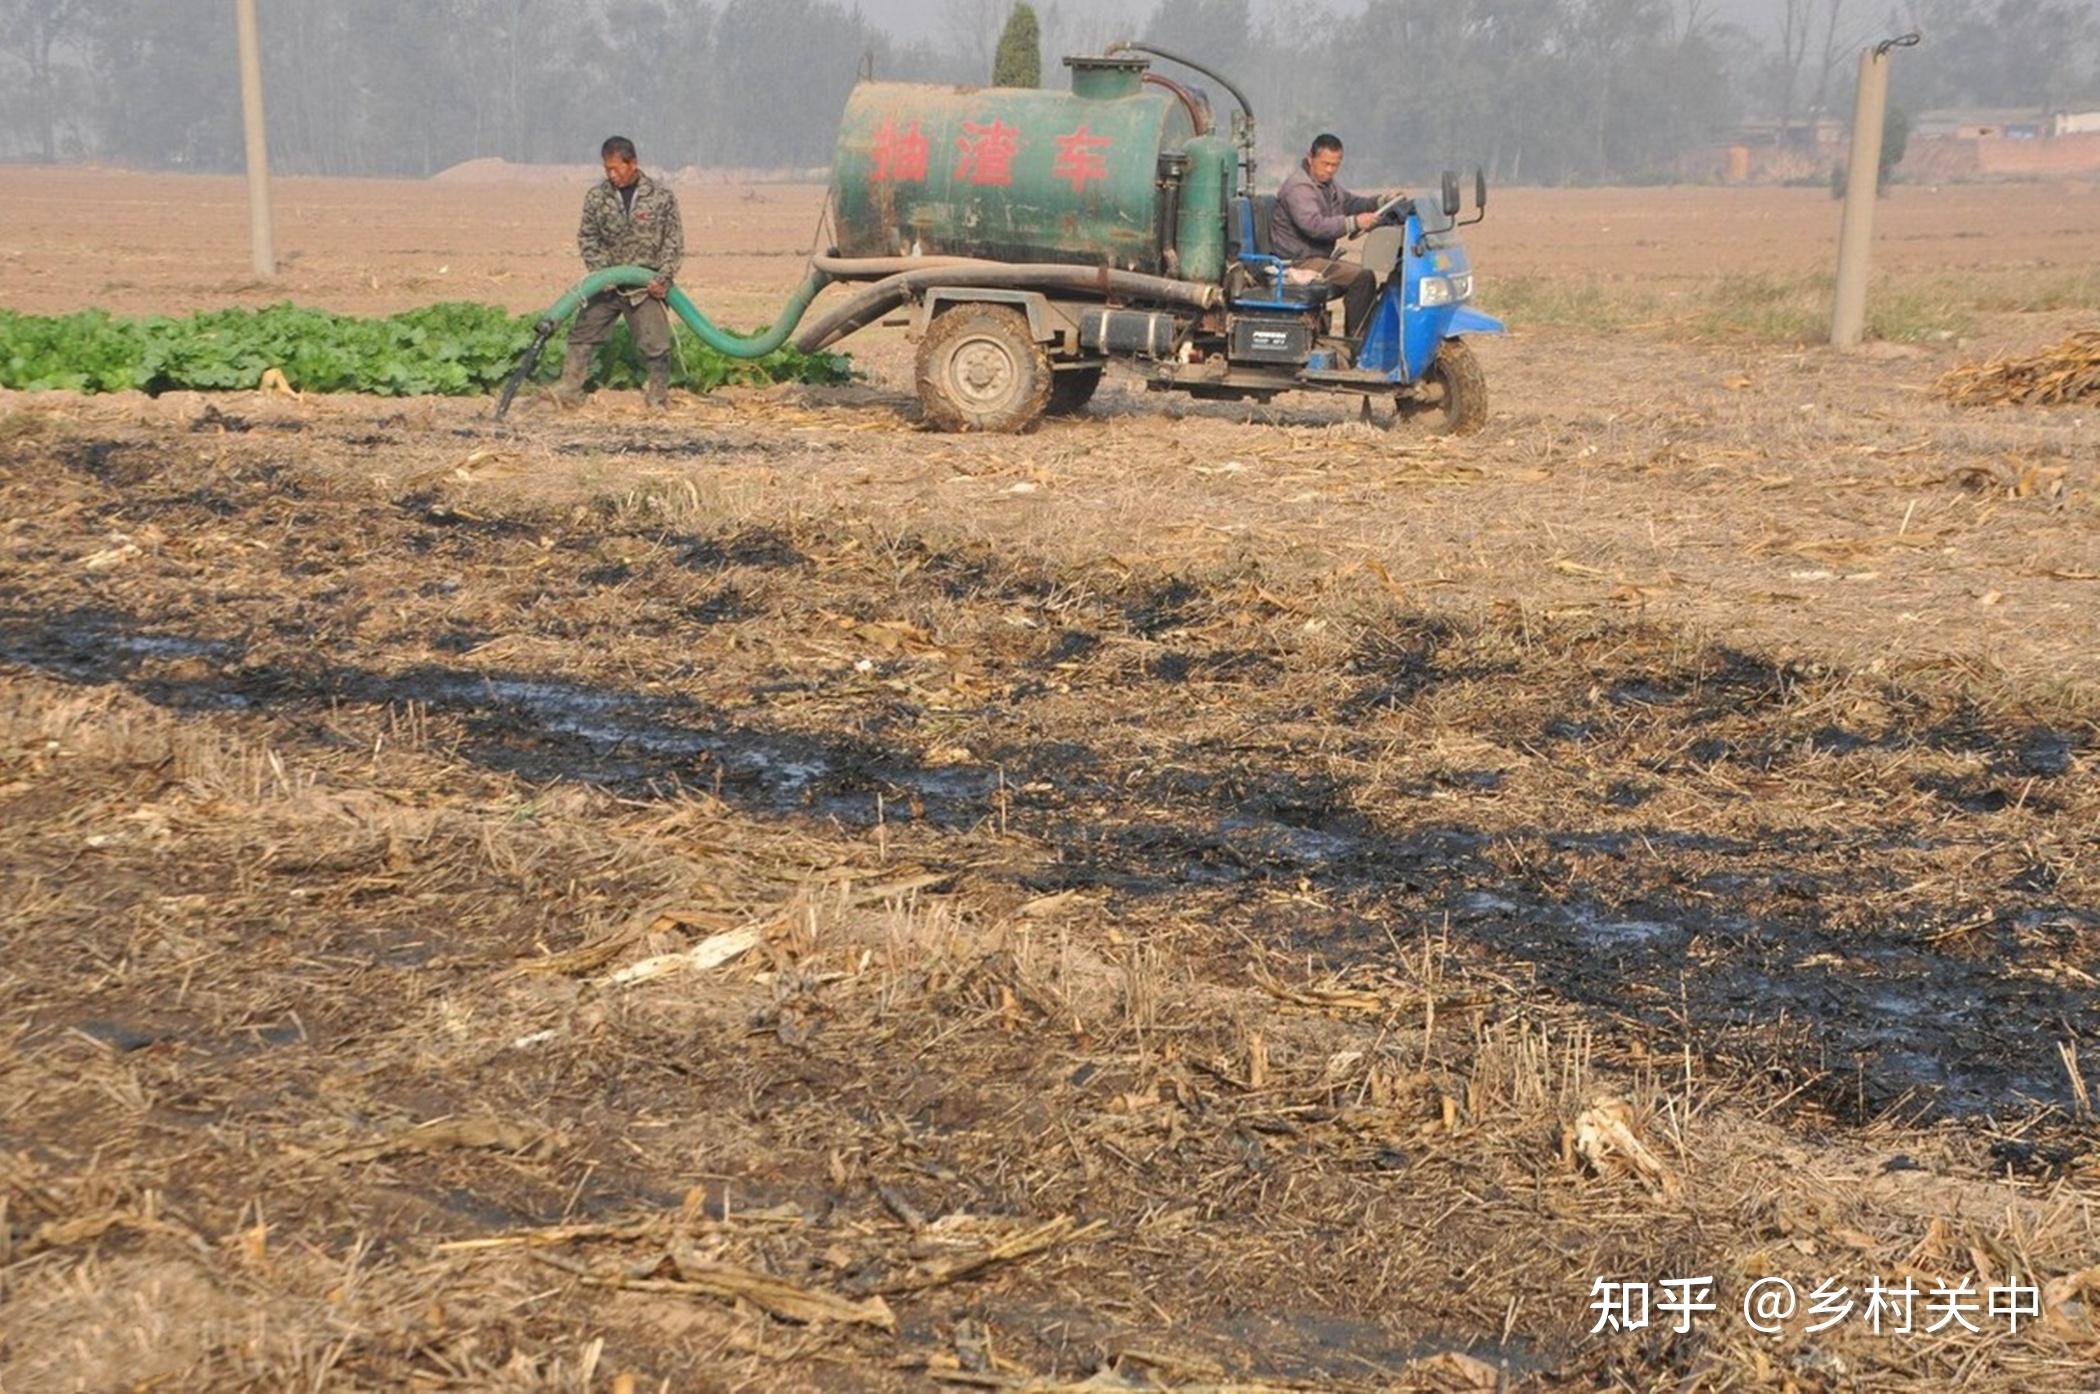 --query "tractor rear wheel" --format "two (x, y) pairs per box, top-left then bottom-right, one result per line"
(1403, 338), (1488, 436)
(915, 305), (1052, 433)
(1046, 365), (1104, 416)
